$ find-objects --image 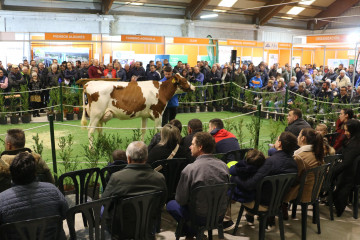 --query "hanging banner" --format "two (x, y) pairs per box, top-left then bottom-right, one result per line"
(226, 40), (263, 47)
(279, 43), (292, 48)
(264, 42), (278, 50)
(45, 33), (92, 41)
(306, 35), (347, 44)
(173, 37), (209, 45)
(121, 35), (164, 43)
